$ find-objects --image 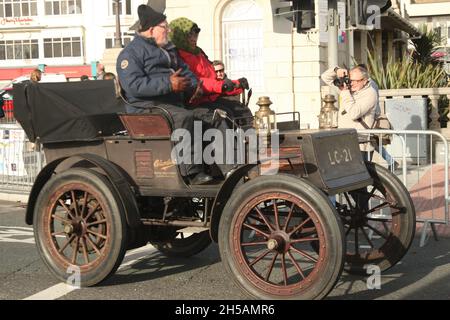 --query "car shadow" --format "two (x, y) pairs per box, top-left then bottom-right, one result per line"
(329, 236), (450, 300)
(100, 244), (222, 287)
